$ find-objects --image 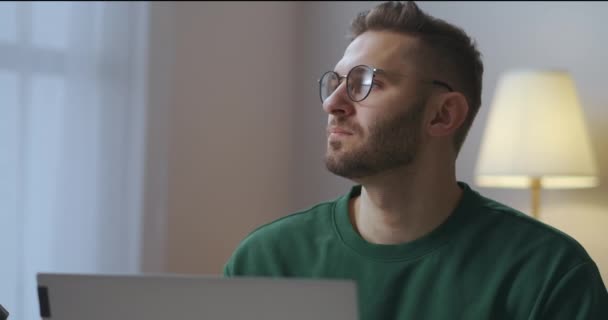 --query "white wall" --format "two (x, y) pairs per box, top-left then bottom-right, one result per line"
(144, 2), (608, 280)
(140, 2), (175, 273)
(145, 2), (297, 274)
